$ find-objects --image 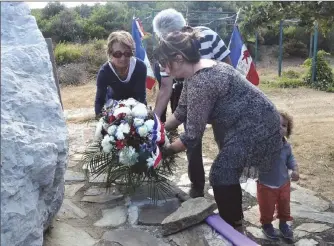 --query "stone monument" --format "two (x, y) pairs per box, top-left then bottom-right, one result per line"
(1, 2), (68, 245)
